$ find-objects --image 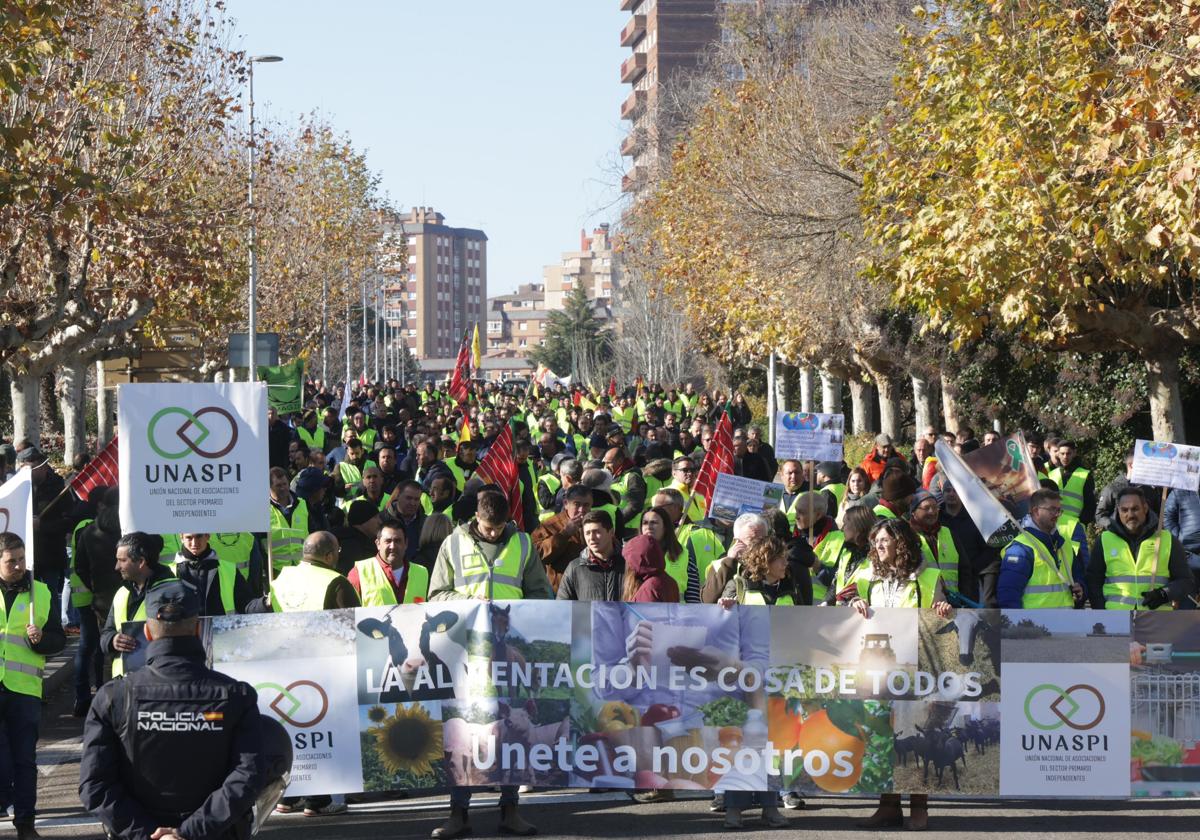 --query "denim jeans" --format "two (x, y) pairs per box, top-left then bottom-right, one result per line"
(449, 785), (518, 809)
(73, 605), (103, 704)
(0, 688), (42, 822)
